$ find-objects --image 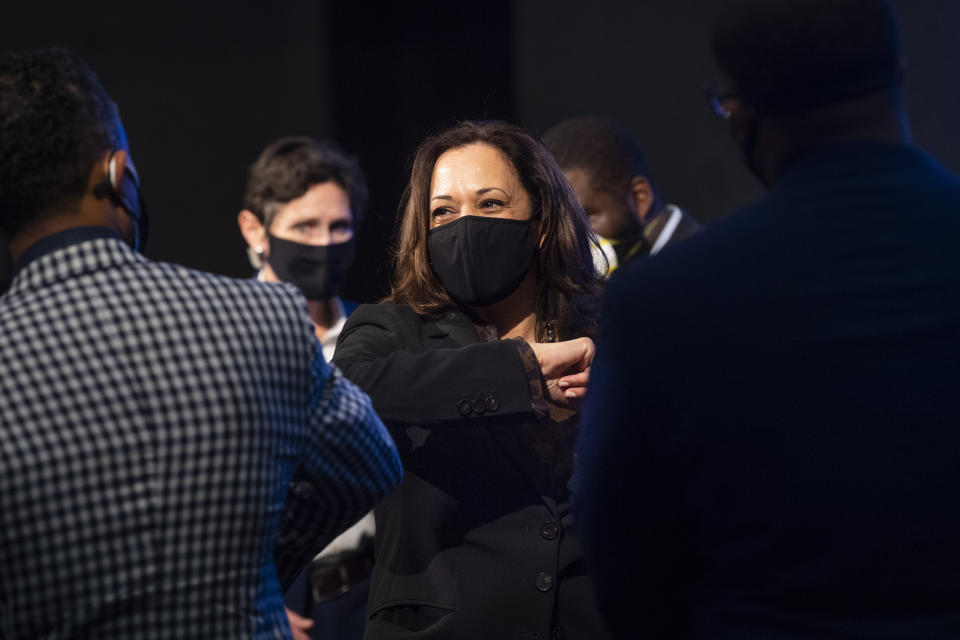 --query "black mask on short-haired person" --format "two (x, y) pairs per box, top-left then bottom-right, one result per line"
(266, 233), (354, 300)
(427, 216), (537, 308)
